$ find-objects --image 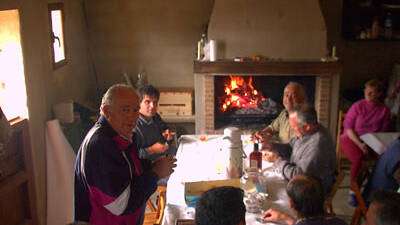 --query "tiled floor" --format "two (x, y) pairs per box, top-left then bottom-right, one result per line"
(332, 169), (356, 223)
